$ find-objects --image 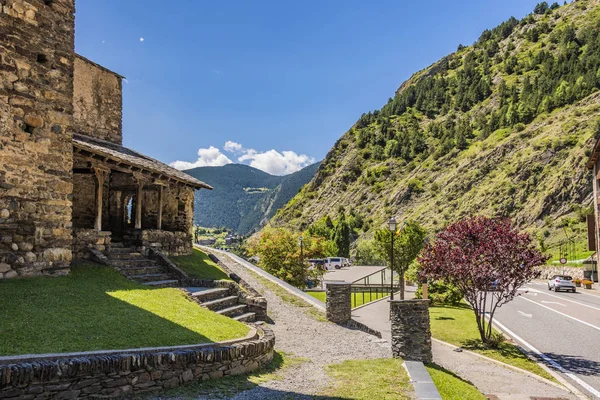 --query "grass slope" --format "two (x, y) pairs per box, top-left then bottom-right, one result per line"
(0, 263), (249, 355)
(426, 364), (486, 400)
(429, 303), (556, 382)
(272, 0), (600, 256)
(170, 248), (231, 280)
